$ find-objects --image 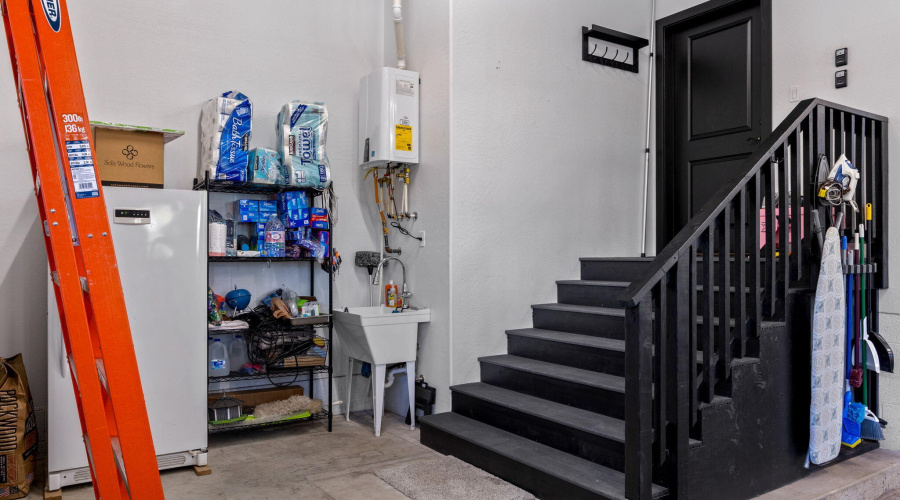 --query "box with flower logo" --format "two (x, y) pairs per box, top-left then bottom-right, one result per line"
(91, 122), (184, 189)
